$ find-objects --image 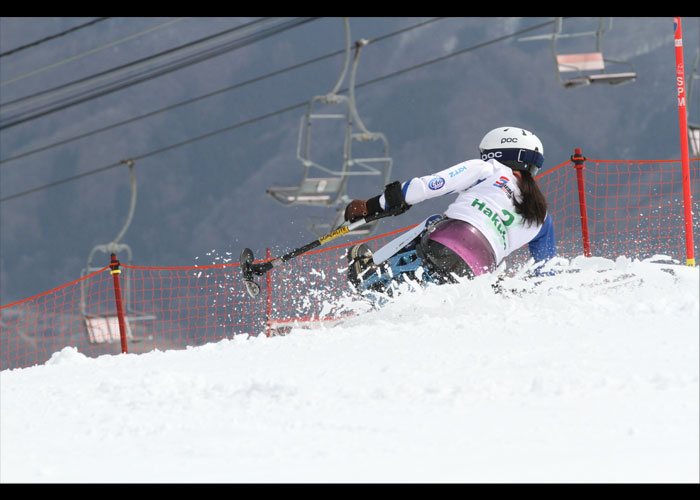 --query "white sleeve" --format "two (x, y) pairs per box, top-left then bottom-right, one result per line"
(379, 159), (494, 208)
